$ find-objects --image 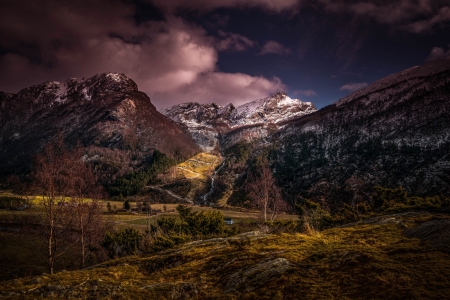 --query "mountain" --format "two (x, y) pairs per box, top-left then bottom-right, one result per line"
(160, 92), (316, 152)
(0, 73), (199, 179)
(268, 57), (450, 204)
